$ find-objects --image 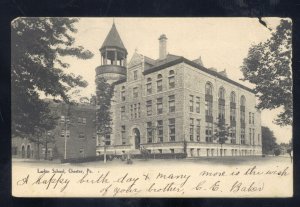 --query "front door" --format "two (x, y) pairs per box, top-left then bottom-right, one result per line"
(26, 145), (31, 158)
(21, 146), (25, 158)
(133, 128), (140, 149)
